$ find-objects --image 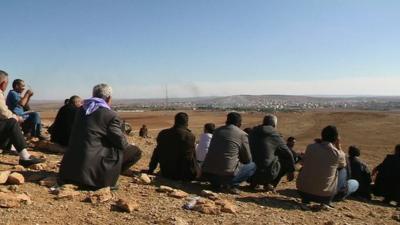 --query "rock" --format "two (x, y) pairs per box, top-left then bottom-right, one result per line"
(55, 189), (81, 200)
(115, 198), (139, 213)
(12, 165), (25, 172)
(157, 186), (174, 193)
(8, 185), (19, 192)
(392, 213), (400, 222)
(28, 163), (46, 171)
(88, 187), (112, 204)
(7, 172), (25, 185)
(138, 173), (151, 184)
(0, 192), (32, 208)
(200, 190), (219, 200)
(0, 171), (11, 184)
(324, 221), (335, 225)
(0, 187), (11, 193)
(39, 176), (58, 187)
(168, 190), (188, 199)
(192, 201), (220, 215)
(215, 200), (237, 214)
